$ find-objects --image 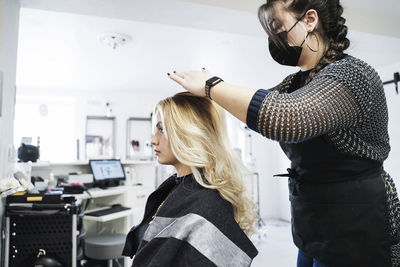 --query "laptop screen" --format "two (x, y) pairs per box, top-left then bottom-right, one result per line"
(89, 159), (125, 181)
